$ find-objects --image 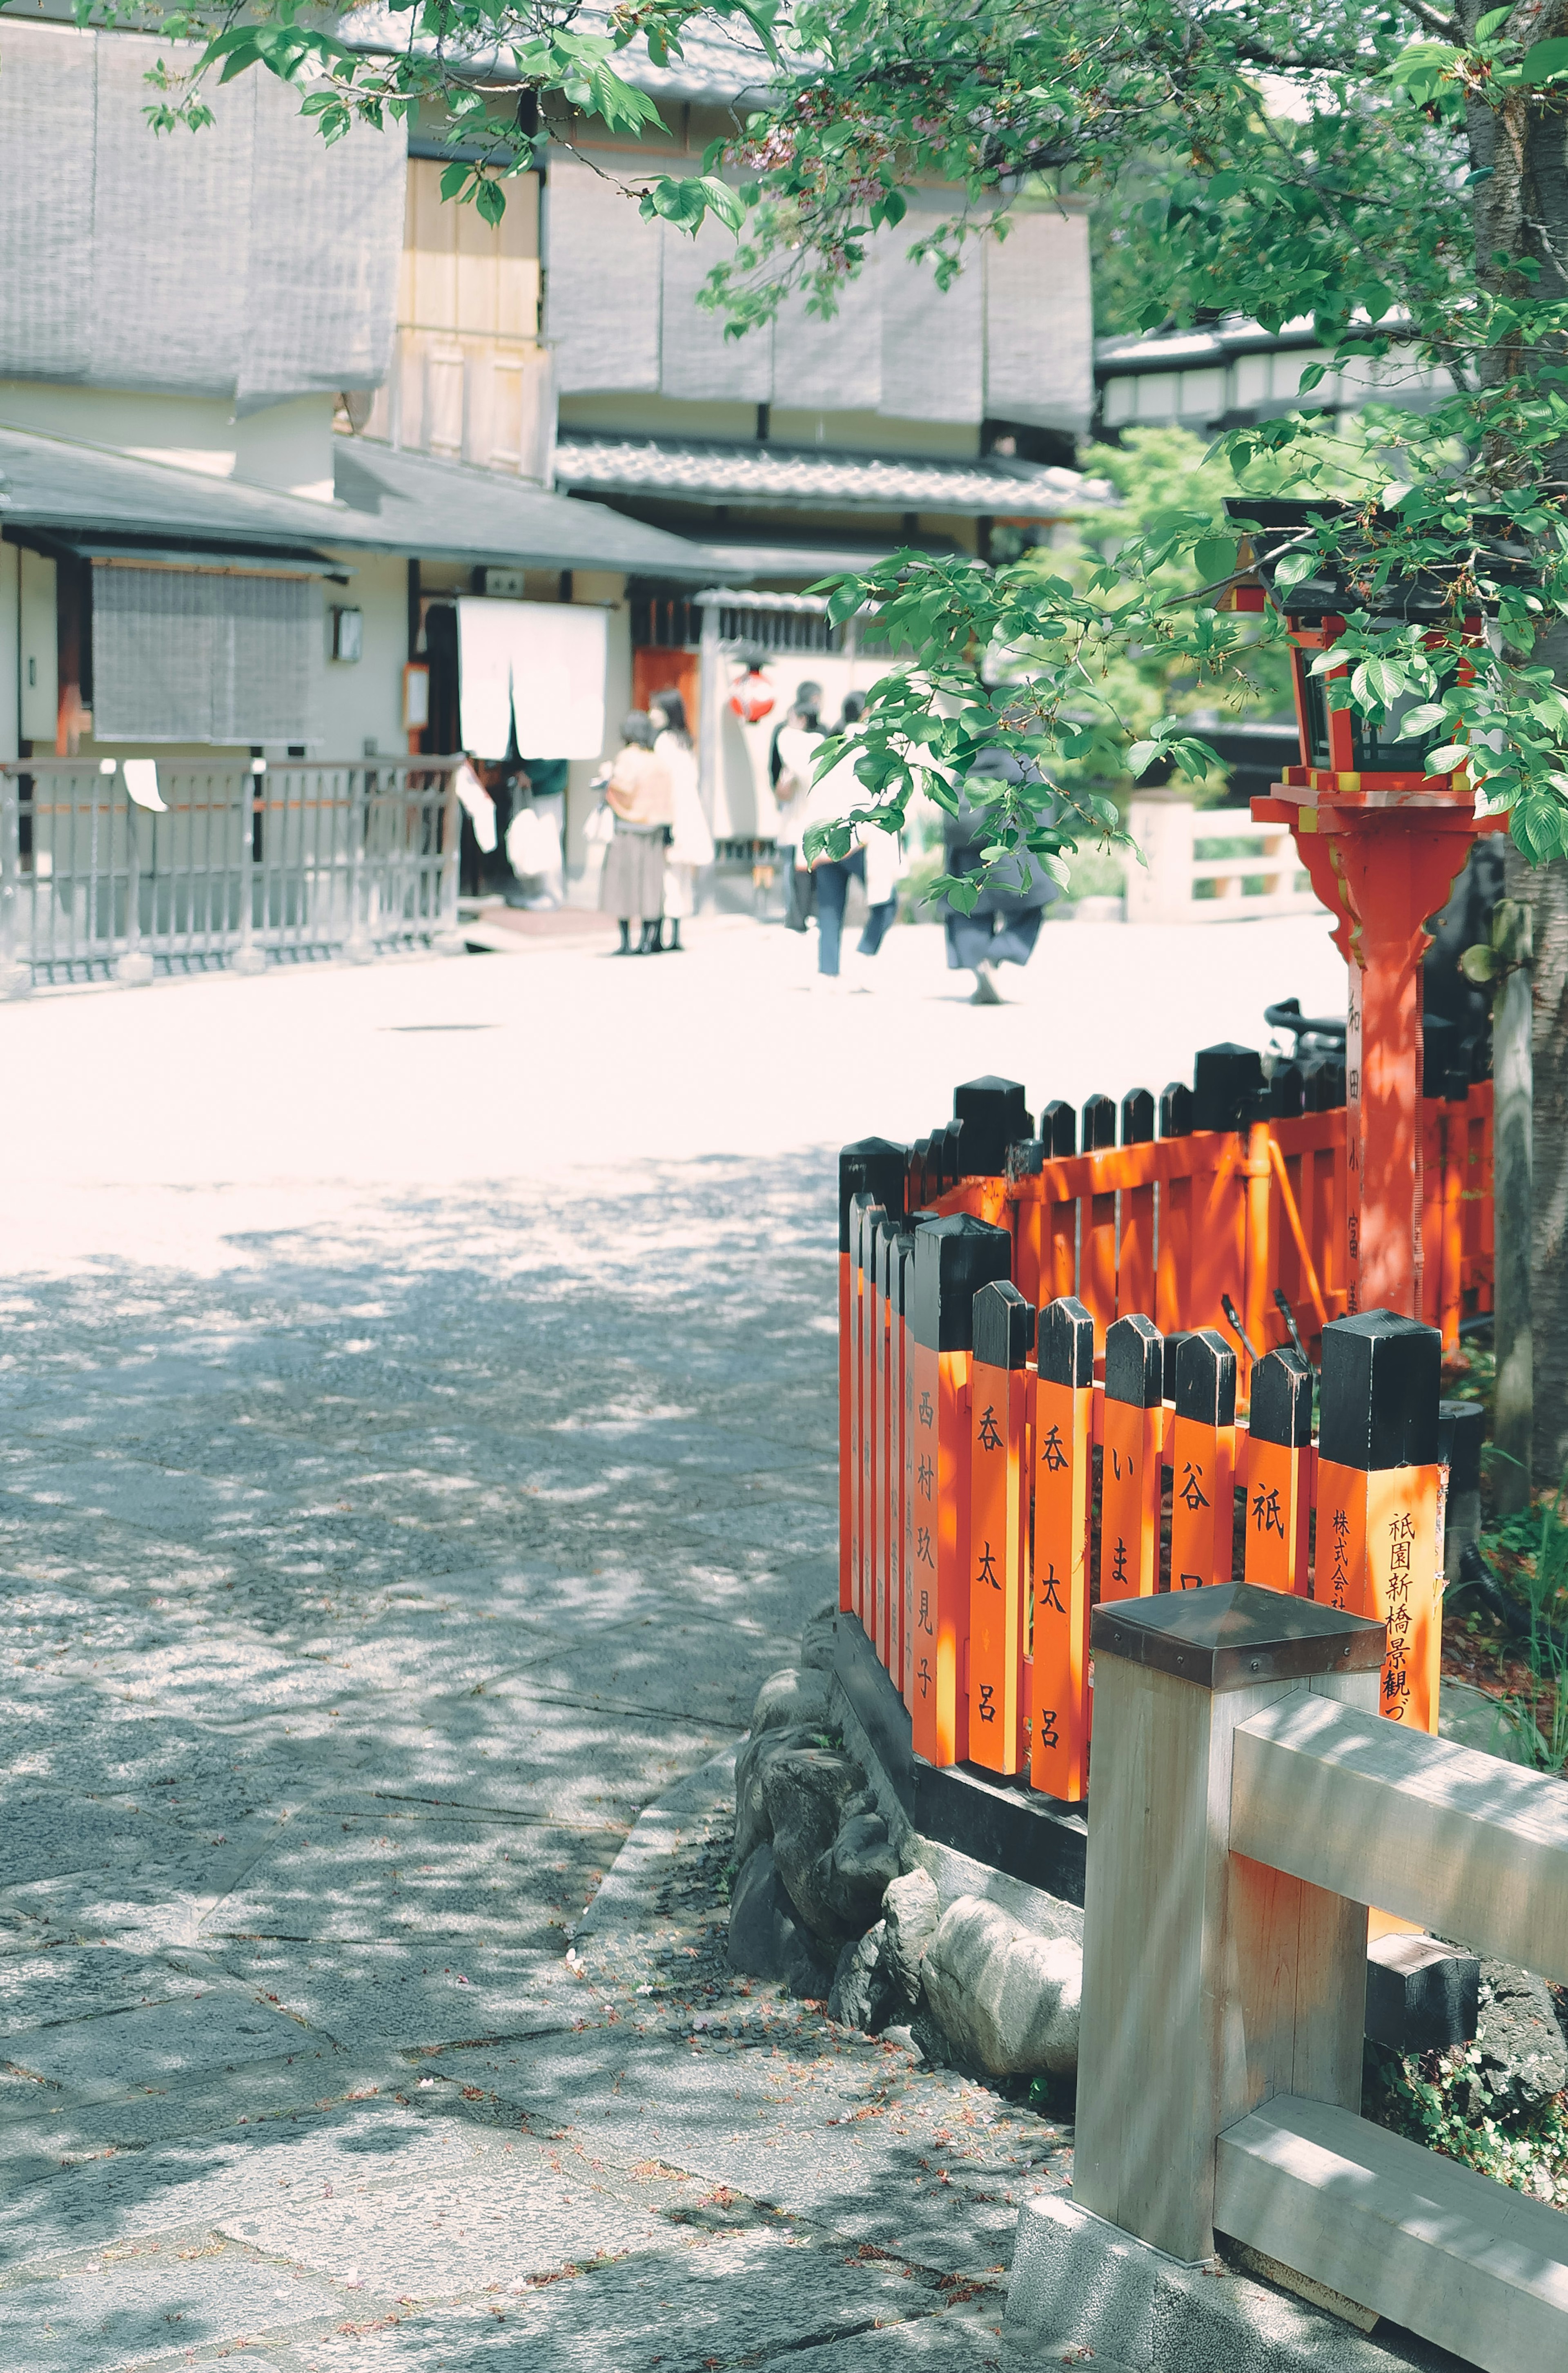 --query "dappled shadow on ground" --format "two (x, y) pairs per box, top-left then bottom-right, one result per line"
(1, 1153), (1036, 2366)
